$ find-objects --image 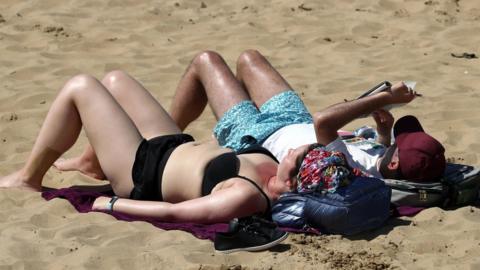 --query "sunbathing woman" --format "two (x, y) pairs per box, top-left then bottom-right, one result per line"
(0, 63), (310, 224)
